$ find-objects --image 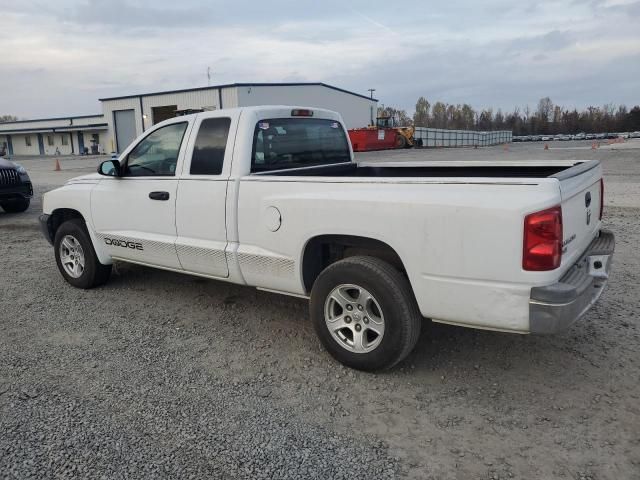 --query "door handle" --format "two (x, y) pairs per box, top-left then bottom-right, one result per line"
(149, 191), (170, 201)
